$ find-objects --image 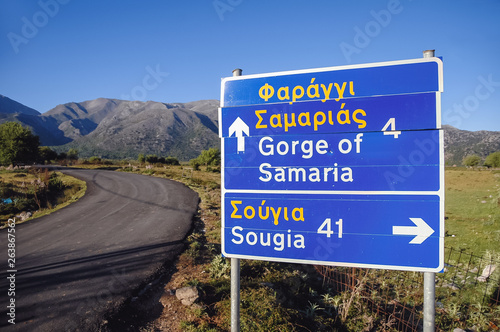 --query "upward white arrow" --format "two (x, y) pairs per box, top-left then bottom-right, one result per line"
(392, 218), (435, 244)
(229, 117), (249, 153)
